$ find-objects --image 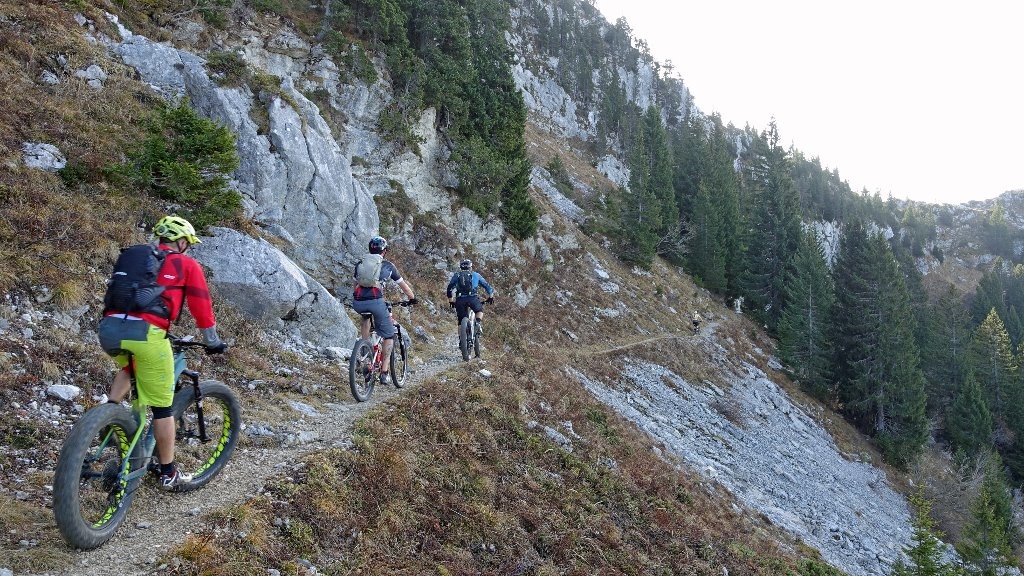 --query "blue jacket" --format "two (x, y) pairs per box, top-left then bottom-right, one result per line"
(446, 271), (494, 299)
